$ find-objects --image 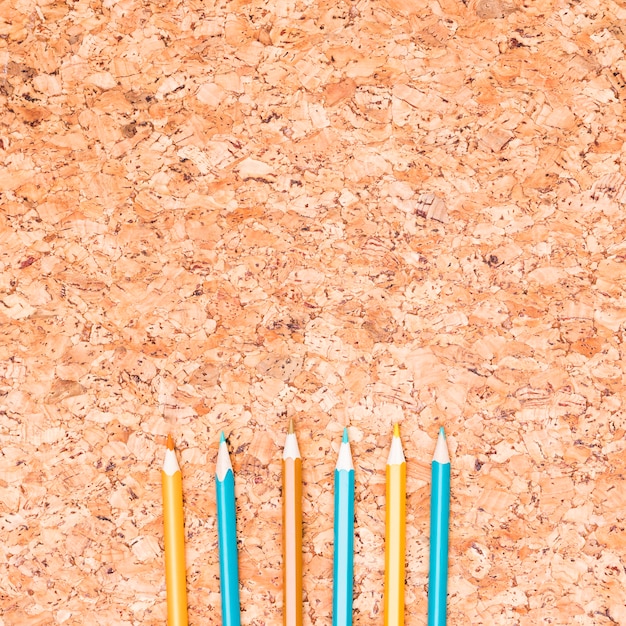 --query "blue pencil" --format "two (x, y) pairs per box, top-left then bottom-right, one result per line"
(333, 427), (355, 626)
(216, 432), (241, 626)
(427, 427), (450, 626)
